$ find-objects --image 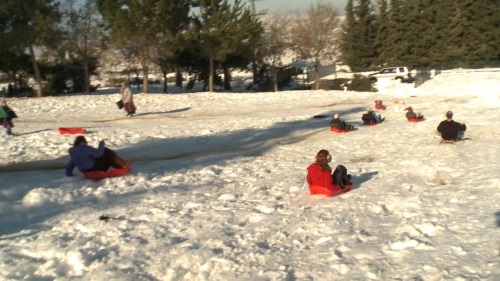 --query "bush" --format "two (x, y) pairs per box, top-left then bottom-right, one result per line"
(347, 74), (376, 92)
(318, 78), (351, 90)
